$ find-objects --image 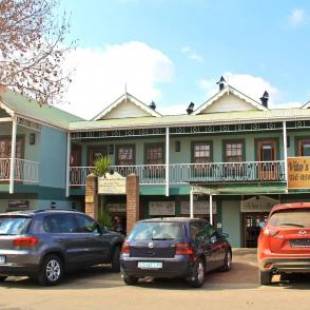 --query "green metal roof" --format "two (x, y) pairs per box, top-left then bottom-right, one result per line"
(69, 108), (310, 131)
(0, 89), (84, 129)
